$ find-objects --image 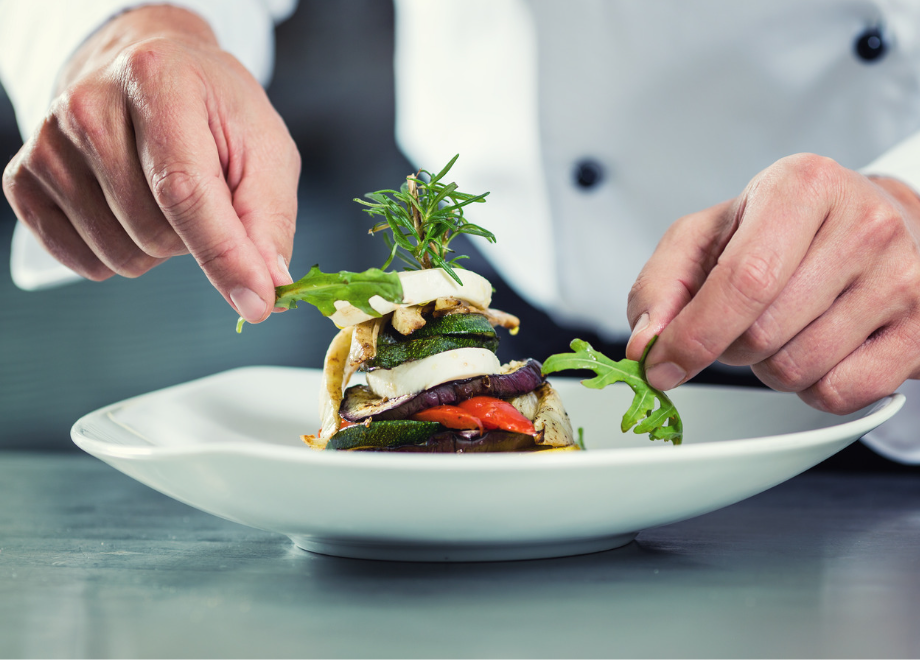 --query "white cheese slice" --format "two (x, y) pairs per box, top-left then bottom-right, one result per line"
(328, 269), (493, 328)
(365, 347), (501, 399)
